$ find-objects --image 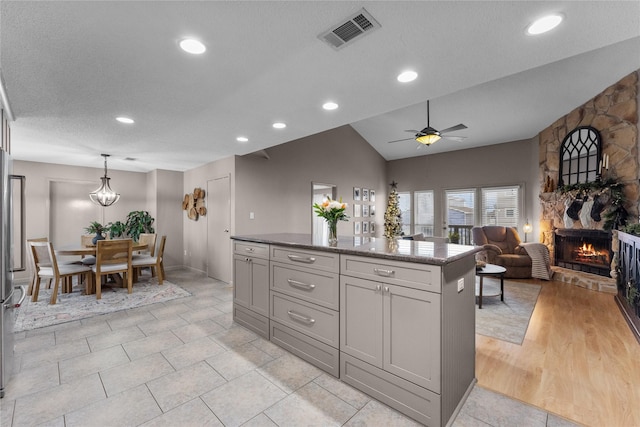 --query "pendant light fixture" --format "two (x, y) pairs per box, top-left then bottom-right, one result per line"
(89, 154), (120, 207)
